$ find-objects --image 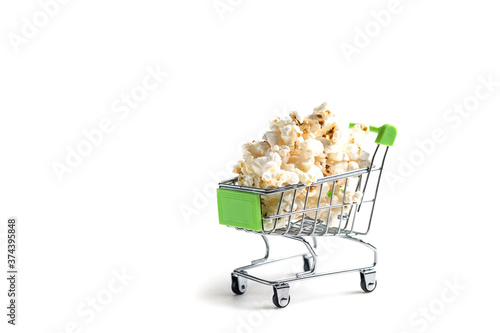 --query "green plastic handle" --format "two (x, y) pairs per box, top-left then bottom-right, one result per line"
(349, 123), (397, 146)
